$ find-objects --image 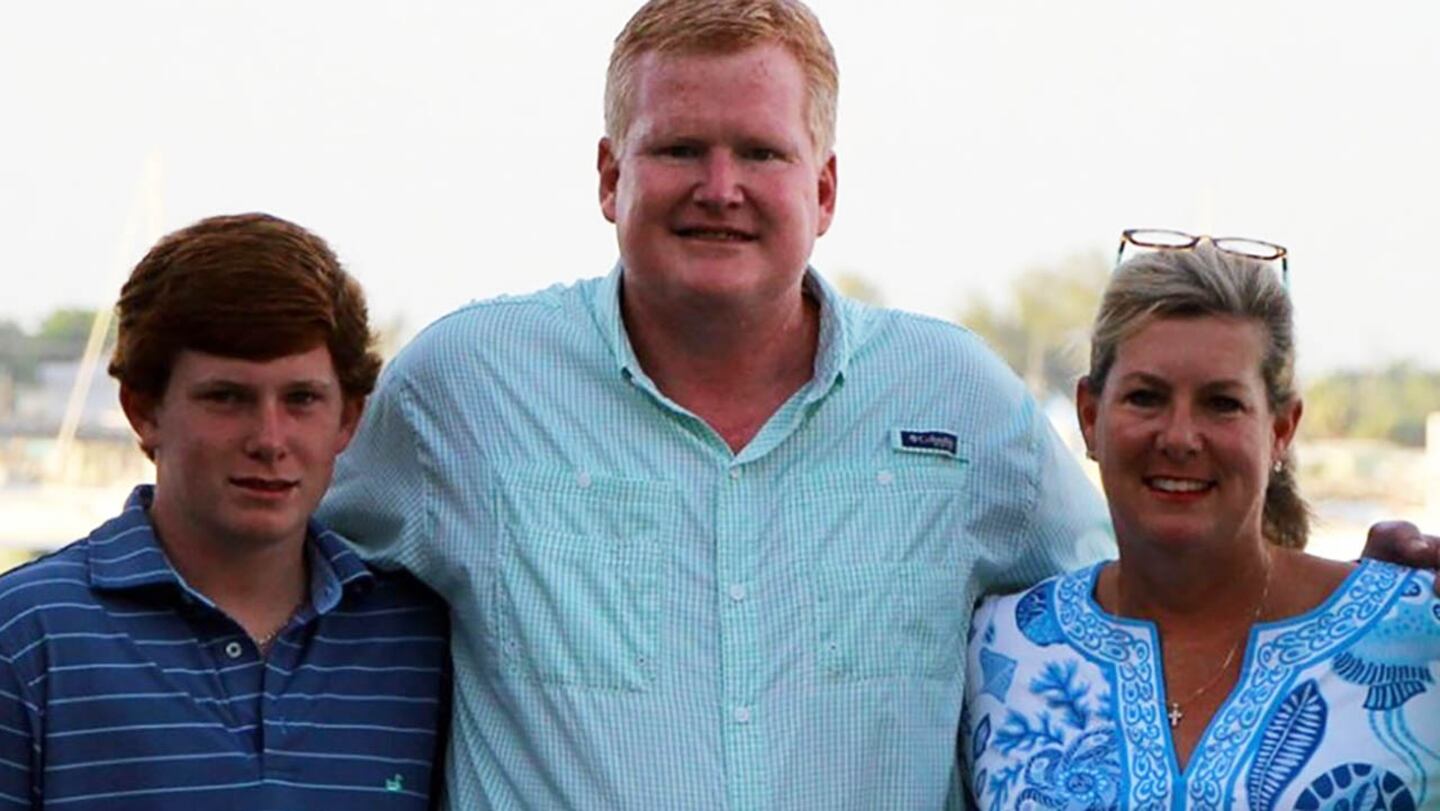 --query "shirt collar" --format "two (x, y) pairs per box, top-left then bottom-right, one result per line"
(88, 485), (373, 611)
(308, 522), (375, 610)
(803, 270), (850, 400)
(591, 263), (854, 397)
